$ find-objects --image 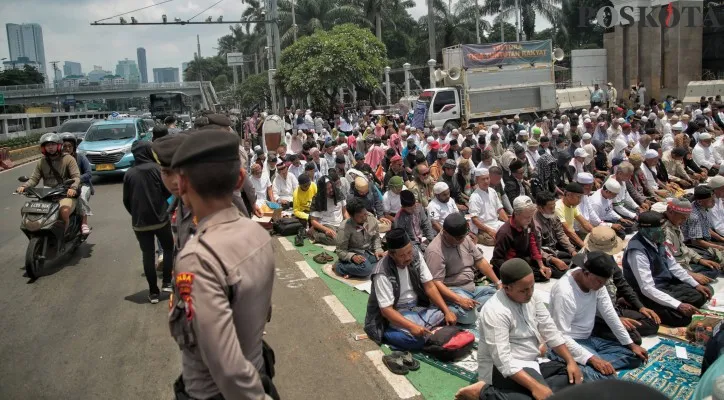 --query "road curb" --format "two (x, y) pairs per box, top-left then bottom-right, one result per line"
(0, 154), (42, 173)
